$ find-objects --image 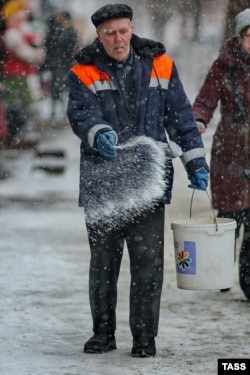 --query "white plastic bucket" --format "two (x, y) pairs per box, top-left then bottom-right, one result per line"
(171, 217), (236, 290)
